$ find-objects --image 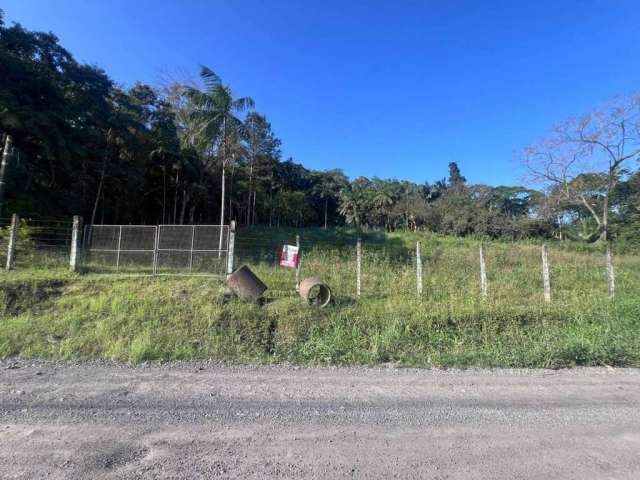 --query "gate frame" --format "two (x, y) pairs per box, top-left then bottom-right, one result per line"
(83, 223), (232, 276)
(155, 224), (230, 276)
